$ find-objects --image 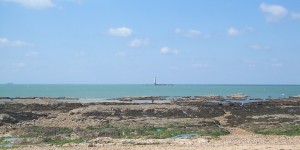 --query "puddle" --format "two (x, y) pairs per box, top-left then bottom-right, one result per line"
(1, 137), (20, 148)
(1, 143), (14, 148)
(171, 134), (198, 139)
